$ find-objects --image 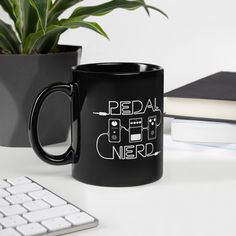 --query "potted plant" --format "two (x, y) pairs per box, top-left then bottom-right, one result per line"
(0, 0), (166, 147)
